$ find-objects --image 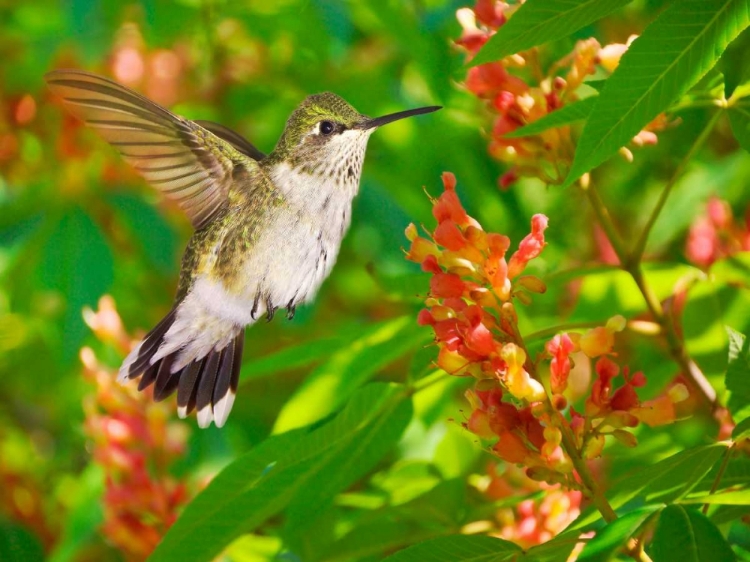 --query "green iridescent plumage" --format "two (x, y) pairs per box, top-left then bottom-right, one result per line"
(45, 68), (440, 428)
